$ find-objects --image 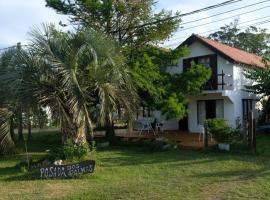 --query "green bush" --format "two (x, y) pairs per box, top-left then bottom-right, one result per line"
(62, 140), (91, 160)
(206, 118), (233, 143)
(48, 140), (93, 161)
